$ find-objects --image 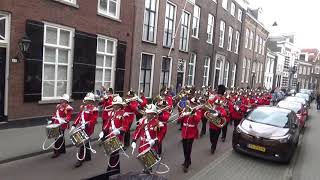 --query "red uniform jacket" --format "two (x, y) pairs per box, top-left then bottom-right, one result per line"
(177, 109), (202, 139)
(132, 117), (164, 153)
(139, 96), (148, 109)
(229, 103), (246, 121)
(158, 110), (171, 140)
(73, 104), (98, 136)
(102, 109), (130, 141)
(52, 103), (73, 130)
(124, 100), (139, 126)
(101, 95), (113, 108)
(166, 96), (173, 109)
(209, 106), (227, 131)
